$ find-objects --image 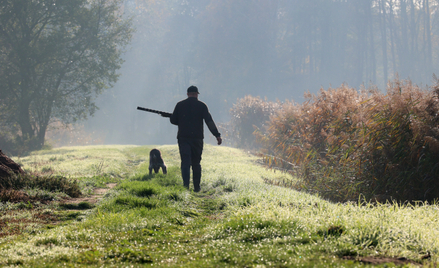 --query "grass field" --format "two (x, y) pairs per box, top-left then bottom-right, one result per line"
(0, 144), (437, 267)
